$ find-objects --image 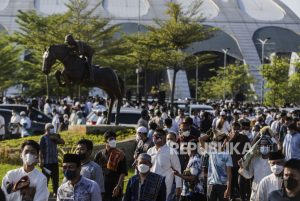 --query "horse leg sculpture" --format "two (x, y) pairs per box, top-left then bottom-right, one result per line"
(106, 96), (115, 125)
(115, 98), (122, 125)
(54, 70), (65, 87)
